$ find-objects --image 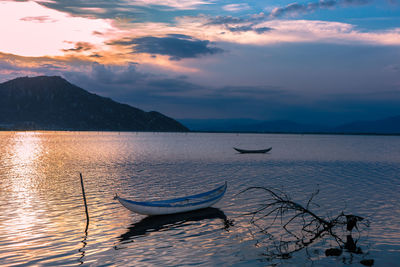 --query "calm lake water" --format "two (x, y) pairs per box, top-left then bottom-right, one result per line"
(0, 131), (399, 266)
